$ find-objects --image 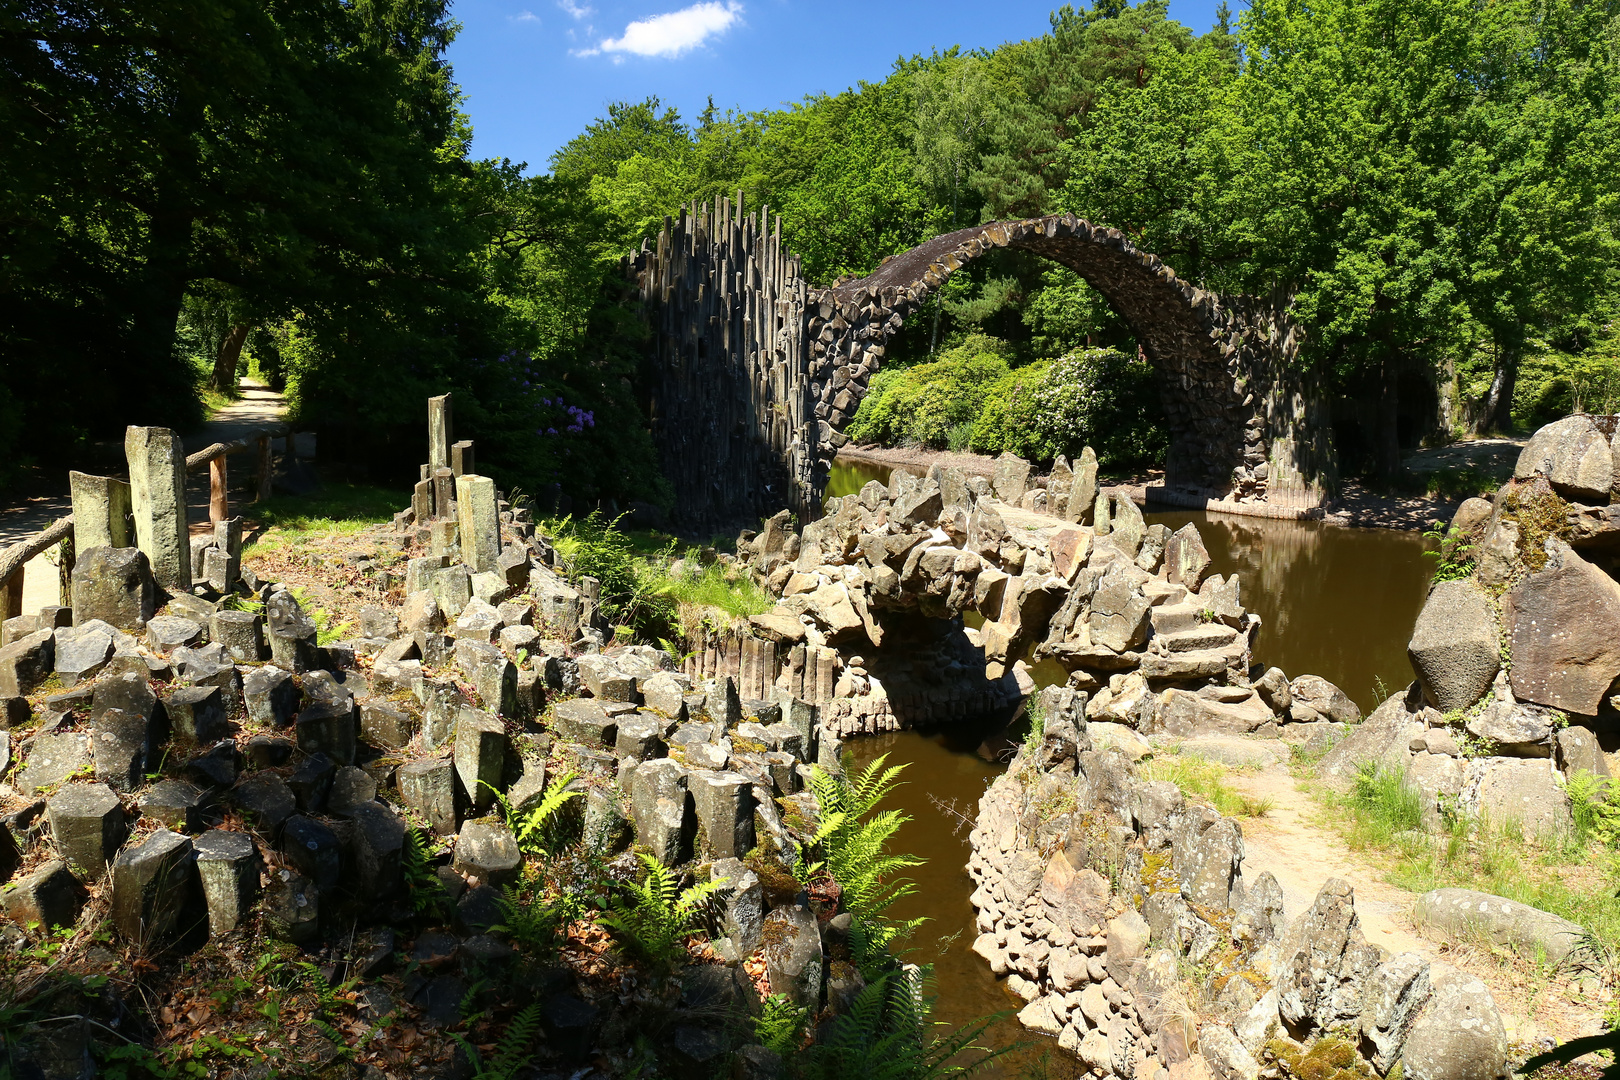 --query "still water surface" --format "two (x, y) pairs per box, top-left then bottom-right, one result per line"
(826, 457), (1435, 1071)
